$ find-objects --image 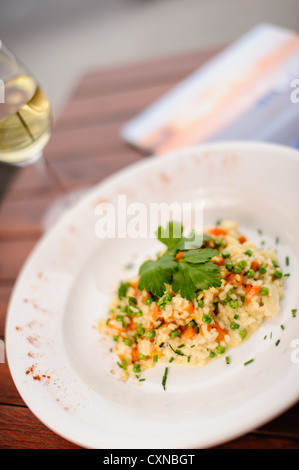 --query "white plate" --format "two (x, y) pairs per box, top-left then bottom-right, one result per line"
(5, 141), (299, 449)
